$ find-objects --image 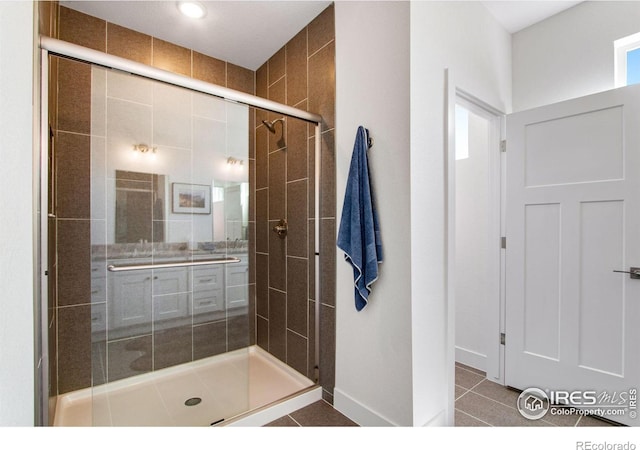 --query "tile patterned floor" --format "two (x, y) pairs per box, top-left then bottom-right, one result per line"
(454, 363), (619, 427)
(264, 400), (358, 427)
(268, 364), (622, 427)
